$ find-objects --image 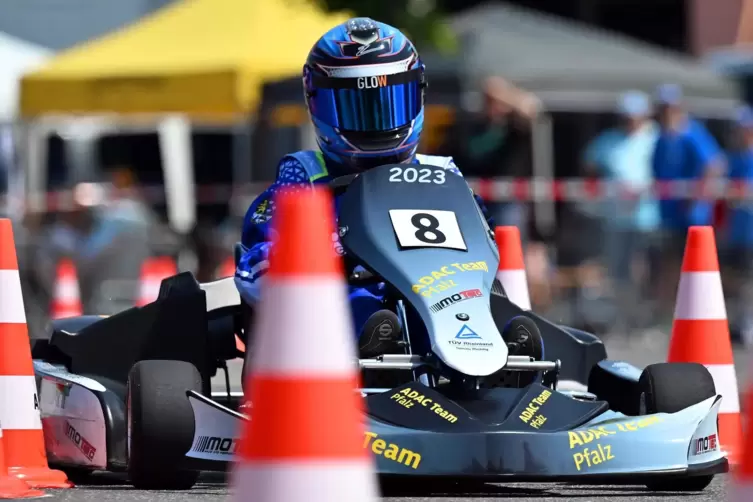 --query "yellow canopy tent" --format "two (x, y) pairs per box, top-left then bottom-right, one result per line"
(20, 0), (349, 119)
